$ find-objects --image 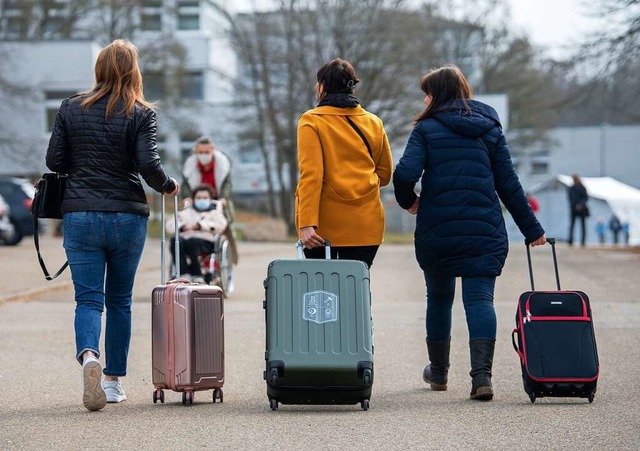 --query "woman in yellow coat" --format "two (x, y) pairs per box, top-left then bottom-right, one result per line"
(296, 58), (393, 267)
